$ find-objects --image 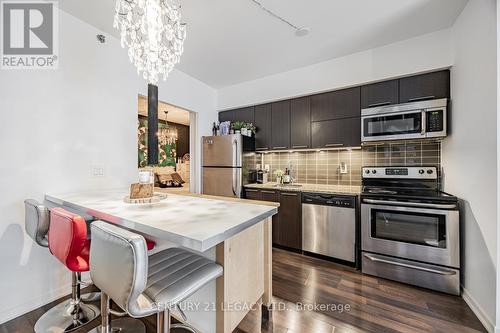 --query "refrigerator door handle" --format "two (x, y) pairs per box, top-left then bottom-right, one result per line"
(233, 138), (238, 167)
(232, 168), (237, 196)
